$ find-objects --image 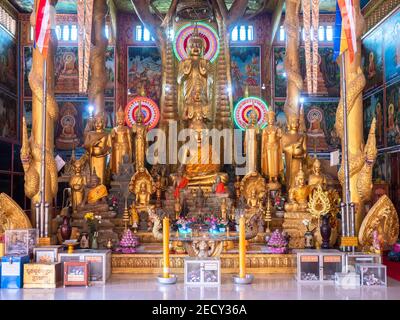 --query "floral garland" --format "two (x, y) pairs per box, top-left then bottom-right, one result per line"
(312, 0), (320, 94)
(302, 0), (312, 94)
